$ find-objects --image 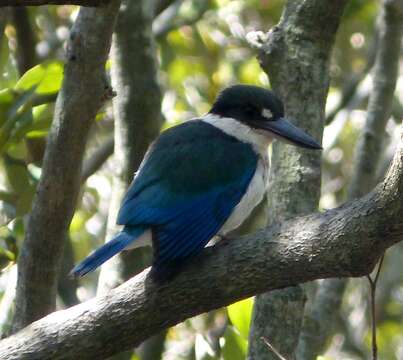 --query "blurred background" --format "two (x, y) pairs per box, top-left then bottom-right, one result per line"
(0, 0), (402, 359)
